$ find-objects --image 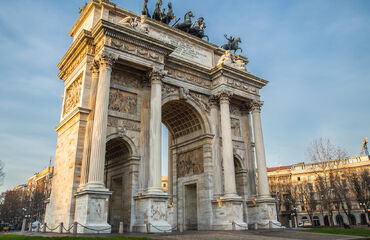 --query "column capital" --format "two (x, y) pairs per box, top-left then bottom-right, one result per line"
(150, 67), (167, 84)
(90, 60), (100, 75)
(95, 52), (118, 69)
(209, 95), (219, 107)
(251, 100), (264, 113)
(216, 89), (233, 104)
(240, 104), (252, 114)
